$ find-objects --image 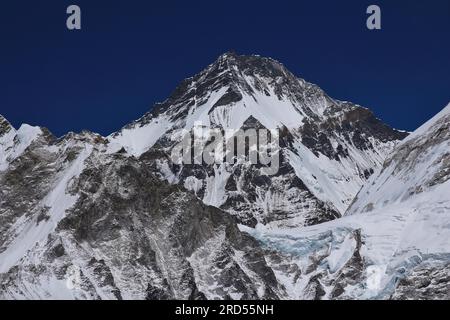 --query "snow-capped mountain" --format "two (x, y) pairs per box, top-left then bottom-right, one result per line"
(109, 52), (407, 228)
(0, 53), (447, 300)
(244, 103), (450, 299)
